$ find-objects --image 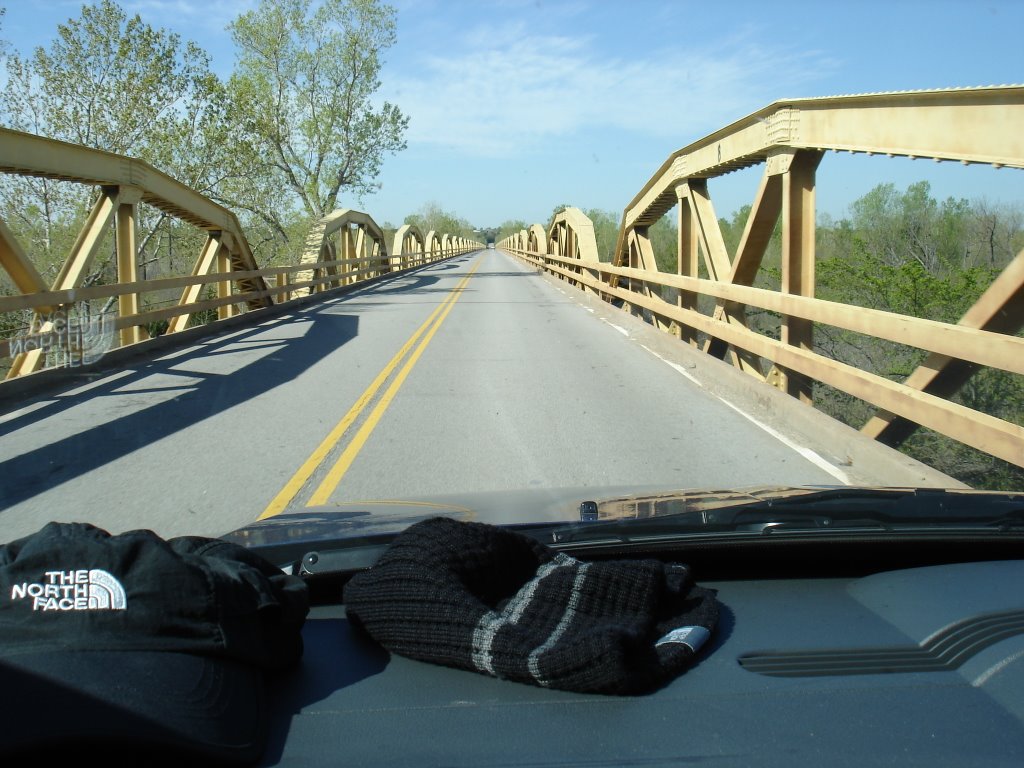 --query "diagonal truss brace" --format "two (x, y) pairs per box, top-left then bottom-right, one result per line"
(669, 150), (823, 391)
(6, 188), (119, 378)
(0, 217), (49, 305)
(862, 246), (1024, 447)
(166, 233), (227, 334)
(684, 179), (764, 378)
